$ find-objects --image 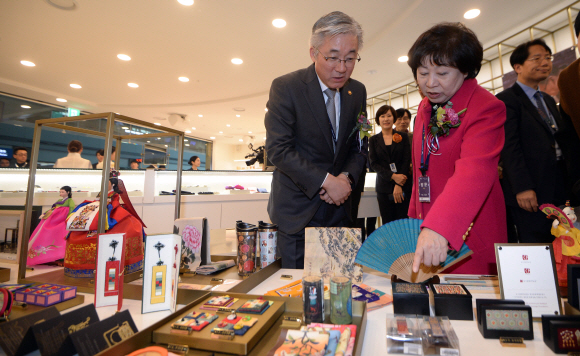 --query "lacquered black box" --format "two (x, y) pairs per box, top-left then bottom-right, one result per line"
(542, 315), (580, 354)
(392, 282), (429, 316)
(476, 302), (533, 340)
(430, 283), (473, 320)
